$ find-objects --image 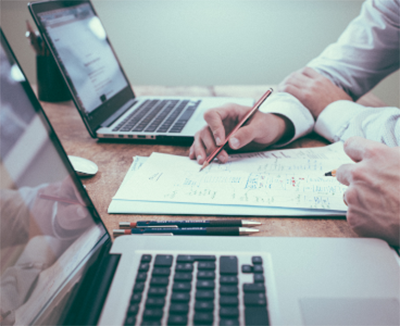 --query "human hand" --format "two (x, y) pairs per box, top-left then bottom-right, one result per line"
(277, 67), (352, 119)
(189, 102), (294, 164)
(336, 137), (400, 247)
